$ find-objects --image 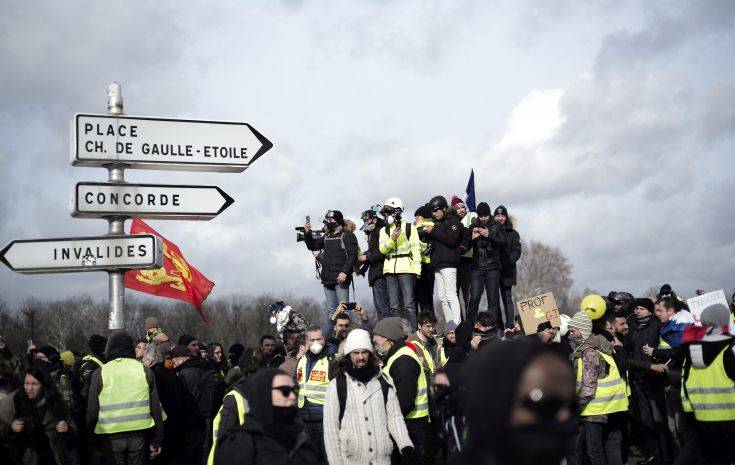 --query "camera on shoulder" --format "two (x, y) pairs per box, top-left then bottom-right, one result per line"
(295, 227), (324, 243)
